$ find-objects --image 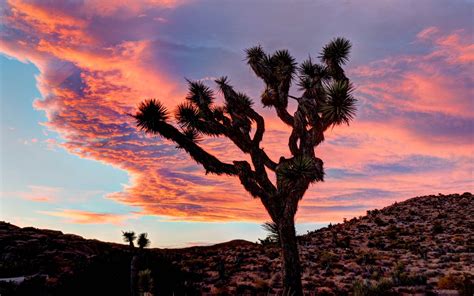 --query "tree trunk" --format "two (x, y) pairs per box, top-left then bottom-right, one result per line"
(279, 215), (303, 296)
(130, 254), (139, 296)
